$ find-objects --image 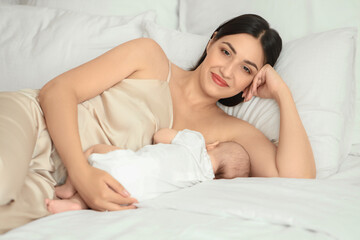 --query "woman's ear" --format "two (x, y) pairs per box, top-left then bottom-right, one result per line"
(211, 31), (218, 39)
(206, 31), (218, 51)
